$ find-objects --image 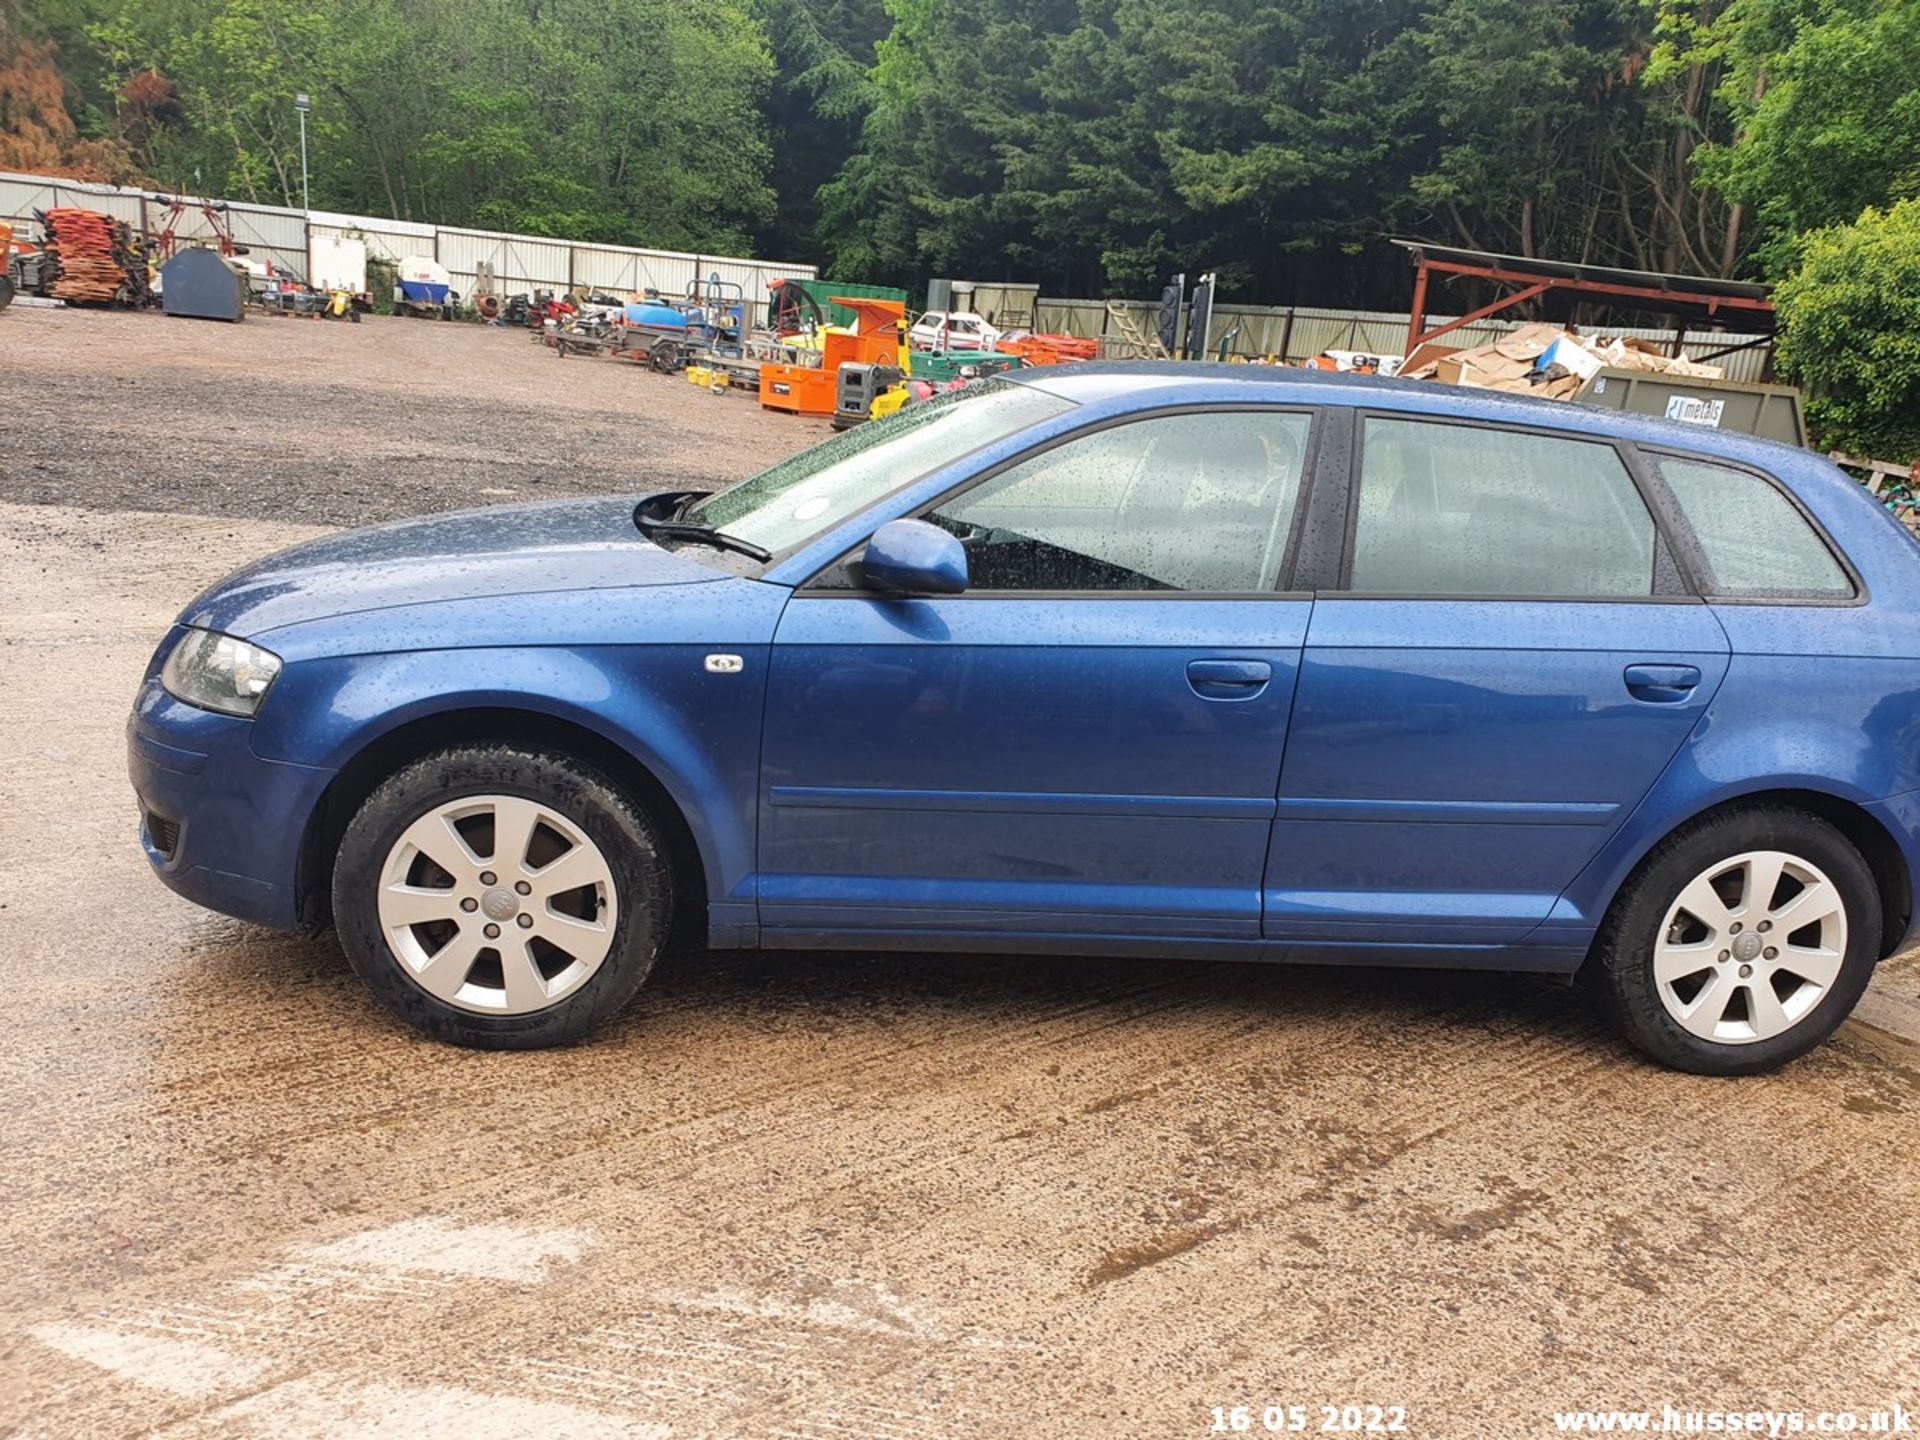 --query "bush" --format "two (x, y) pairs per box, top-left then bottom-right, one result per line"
(364, 256), (399, 312)
(1775, 199), (1920, 462)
